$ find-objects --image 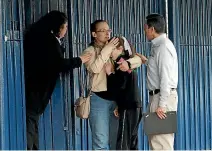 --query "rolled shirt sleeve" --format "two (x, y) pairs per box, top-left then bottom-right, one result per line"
(126, 55), (142, 69)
